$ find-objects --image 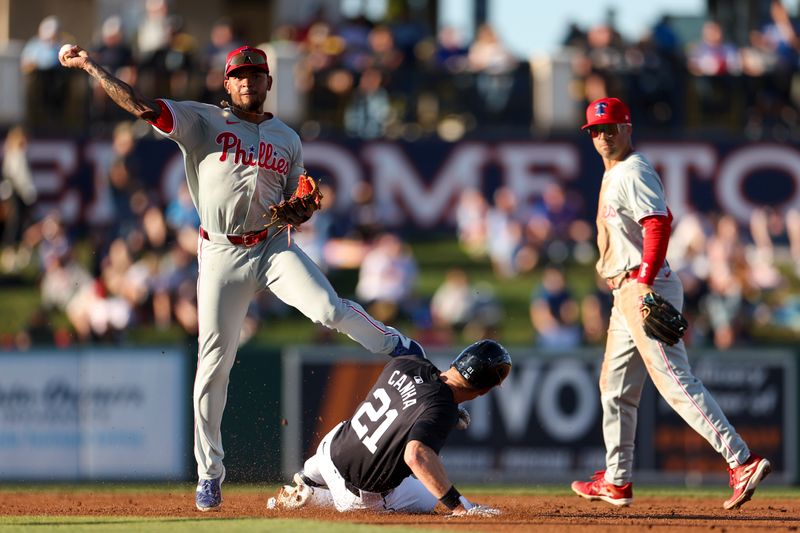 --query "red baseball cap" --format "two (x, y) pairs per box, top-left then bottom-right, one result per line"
(225, 45), (269, 77)
(581, 97), (631, 130)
